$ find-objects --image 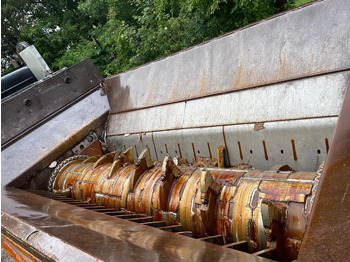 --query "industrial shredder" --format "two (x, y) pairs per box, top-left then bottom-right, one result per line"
(1, 0), (350, 261)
